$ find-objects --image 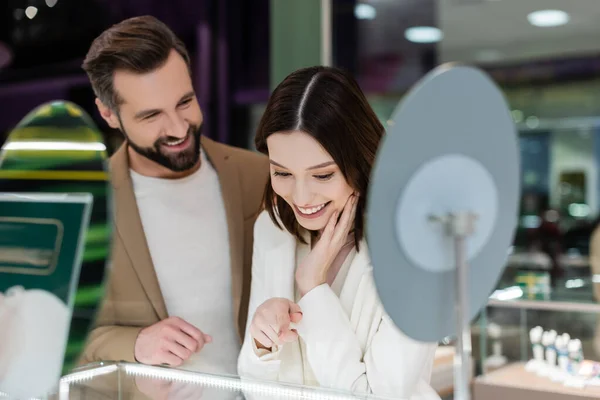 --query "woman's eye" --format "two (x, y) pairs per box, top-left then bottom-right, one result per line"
(314, 173), (334, 181)
(273, 171), (291, 177)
